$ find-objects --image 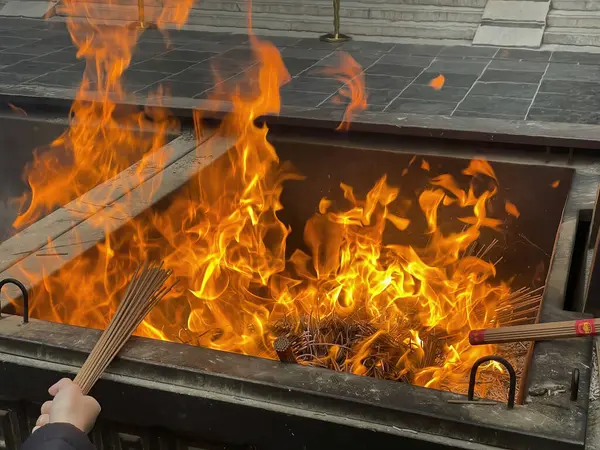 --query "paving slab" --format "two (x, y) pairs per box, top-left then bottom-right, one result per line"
(0, 17), (598, 129)
(0, 1), (56, 19)
(473, 24), (545, 47)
